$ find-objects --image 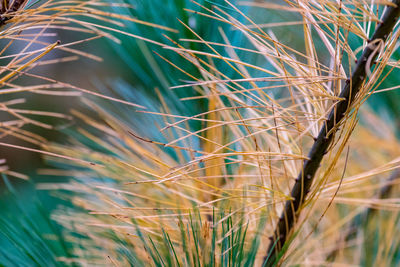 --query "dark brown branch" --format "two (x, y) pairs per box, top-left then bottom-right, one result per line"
(263, 2), (400, 266)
